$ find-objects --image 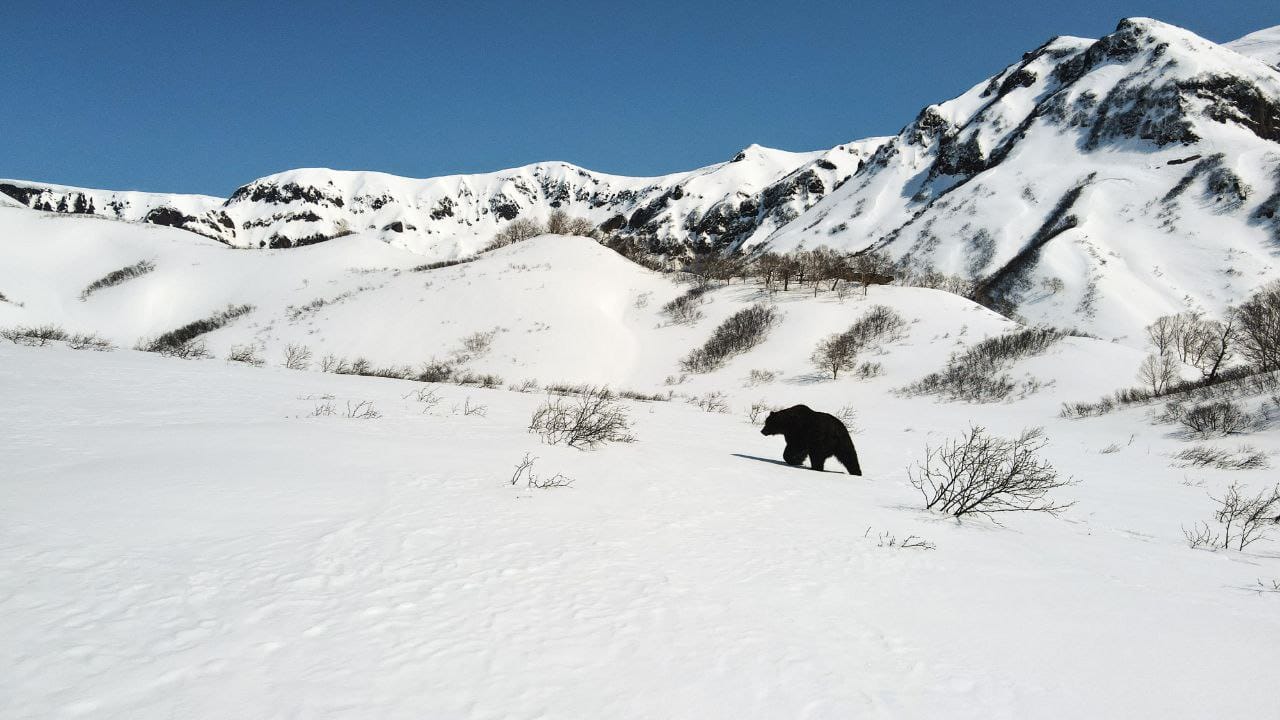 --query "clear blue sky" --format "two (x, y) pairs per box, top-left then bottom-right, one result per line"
(2, 1), (1274, 196)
